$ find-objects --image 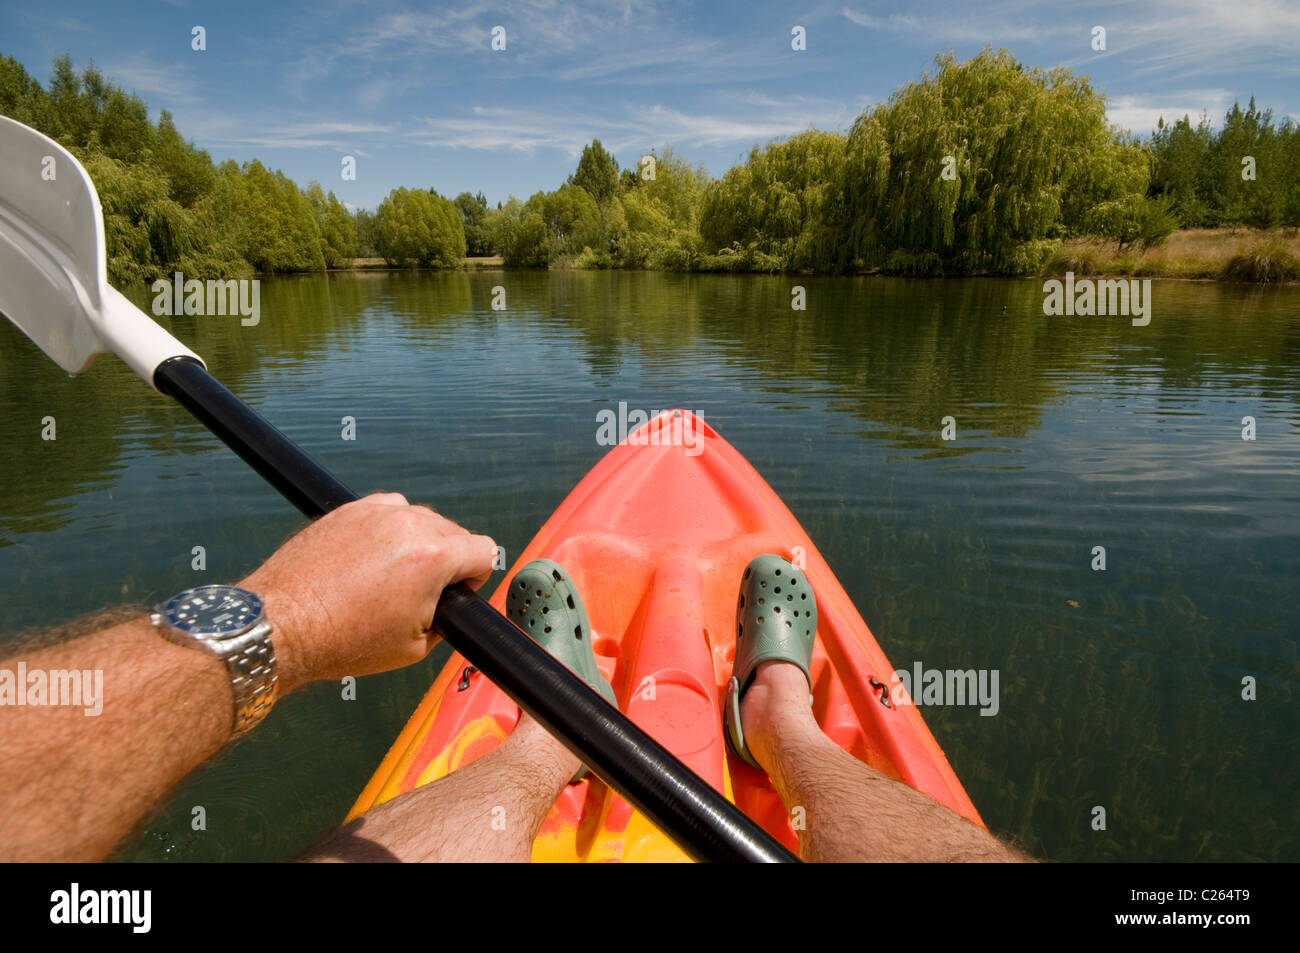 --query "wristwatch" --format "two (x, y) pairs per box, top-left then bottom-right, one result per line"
(151, 585), (279, 737)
